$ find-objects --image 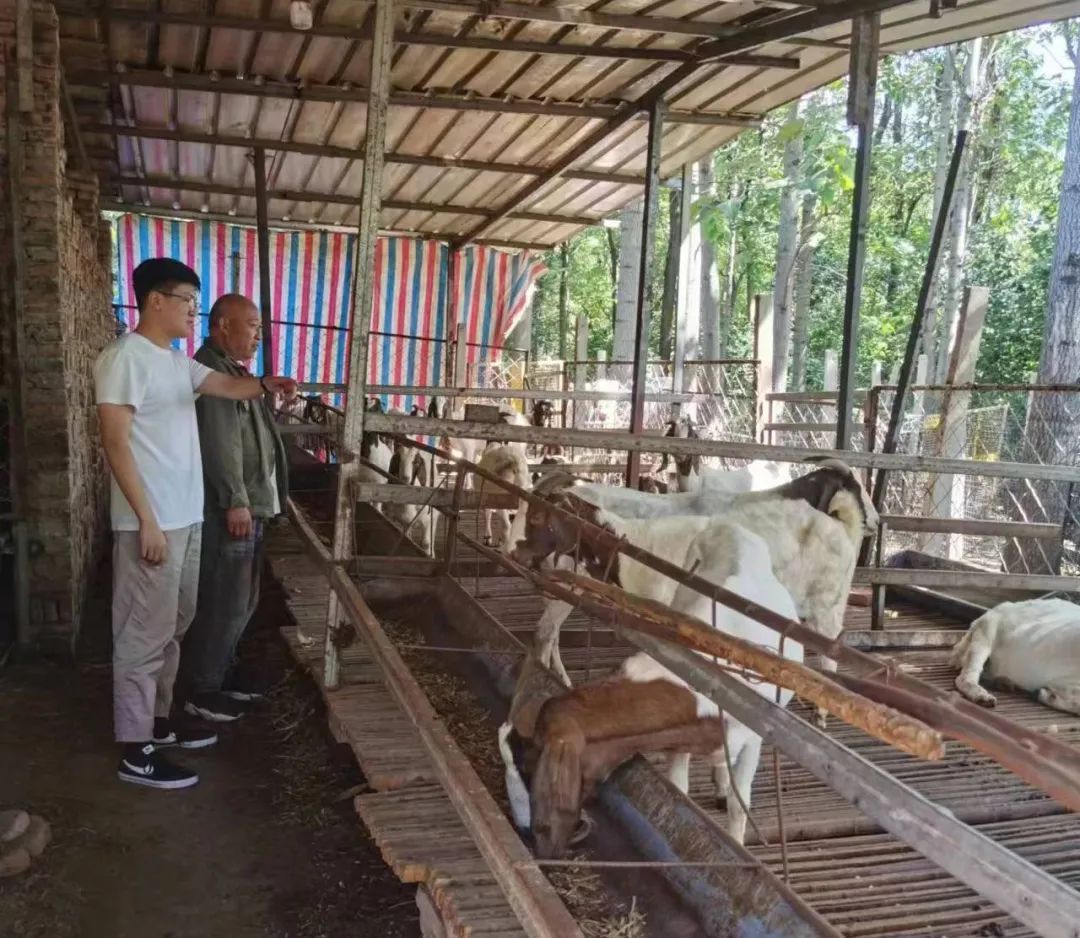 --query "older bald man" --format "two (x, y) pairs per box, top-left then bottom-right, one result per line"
(180, 294), (289, 722)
